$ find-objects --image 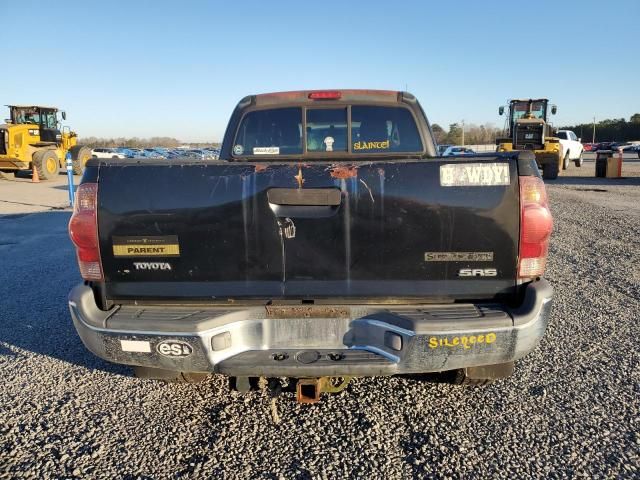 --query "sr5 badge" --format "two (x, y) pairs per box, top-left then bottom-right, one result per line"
(458, 268), (497, 277)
